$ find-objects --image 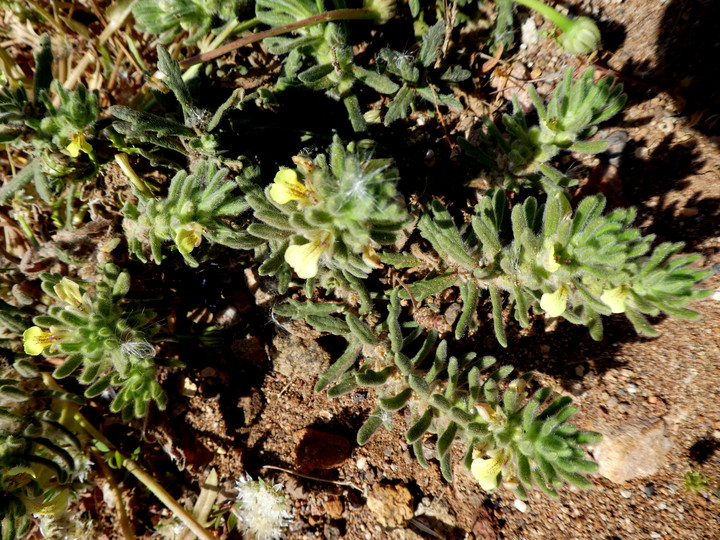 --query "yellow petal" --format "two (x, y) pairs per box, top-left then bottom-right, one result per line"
(66, 133), (91, 157)
(22, 326), (55, 356)
(175, 222), (203, 254)
(23, 490), (70, 517)
(362, 244), (383, 269)
(475, 403), (496, 423)
(53, 277), (84, 311)
(285, 232), (332, 279)
(542, 244), (561, 273)
(540, 286), (568, 317)
(66, 139), (81, 158)
(600, 286), (628, 314)
(471, 455), (504, 491)
(269, 169), (309, 205)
